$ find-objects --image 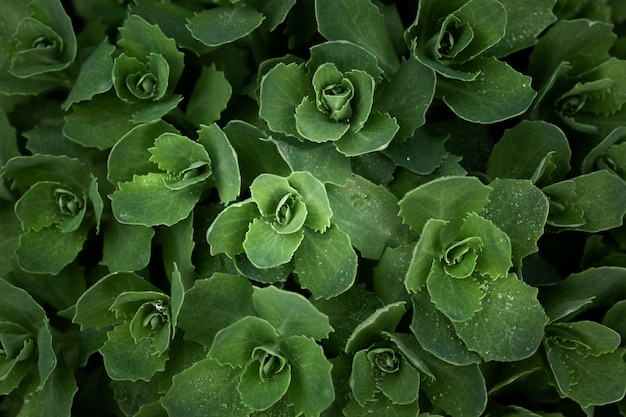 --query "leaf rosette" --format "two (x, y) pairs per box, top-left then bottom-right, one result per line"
(0, 154), (103, 275)
(207, 170), (357, 298)
(0, 0), (77, 95)
(259, 41), (401, 156)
